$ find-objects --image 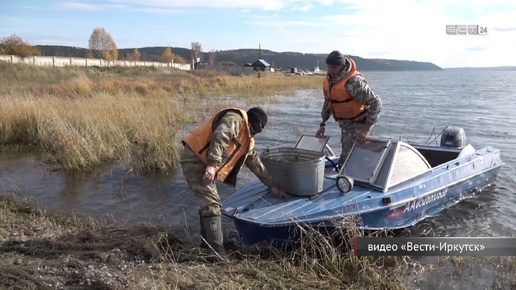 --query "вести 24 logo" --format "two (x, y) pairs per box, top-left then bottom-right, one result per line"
(446, 25), (488, 35)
